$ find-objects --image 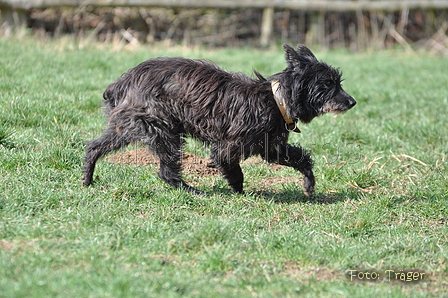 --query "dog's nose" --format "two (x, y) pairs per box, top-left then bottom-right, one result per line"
(349, 97), (356, 108)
